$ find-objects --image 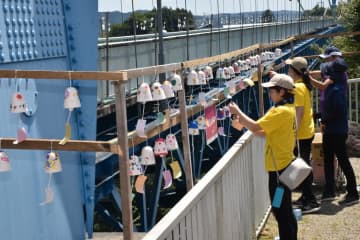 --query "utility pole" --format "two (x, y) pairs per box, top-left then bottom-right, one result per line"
(157, 0), (165, 81)
(105, 12), (110, 97)
(131, 0), (139, 89)
(185, 0), (190, 61)
(298, 0), (301, 35)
